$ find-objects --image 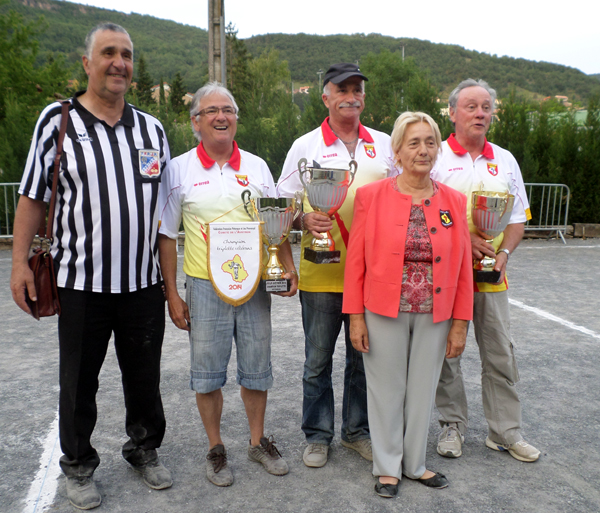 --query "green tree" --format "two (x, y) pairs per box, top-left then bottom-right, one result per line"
(232, 48), (300, 178)
(360, 50), (441, 135)
(225, 23), (251, 96)
(169, 71), (187, 114)
(158, 77), (166, 115)
(135, 53), (154, 107)
(298, 87), (328, 135)
(0, 4), (69, 182)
